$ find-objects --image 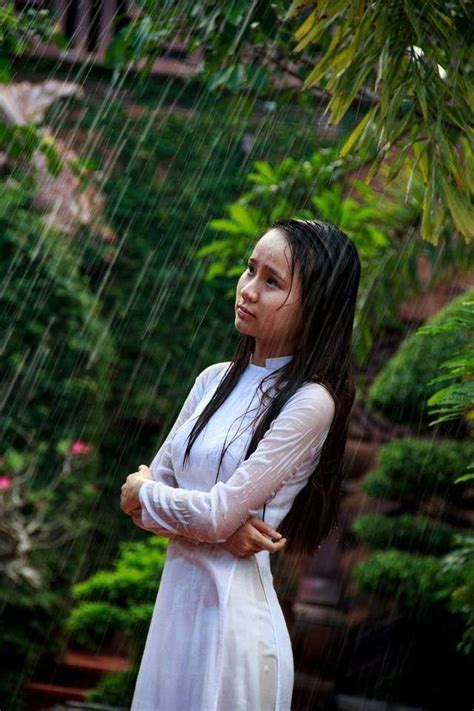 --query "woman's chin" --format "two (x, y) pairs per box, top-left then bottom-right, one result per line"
(234, 318), (253, 335)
